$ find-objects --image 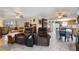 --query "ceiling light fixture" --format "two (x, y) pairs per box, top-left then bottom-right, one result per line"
(56, 12), (67, 19)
